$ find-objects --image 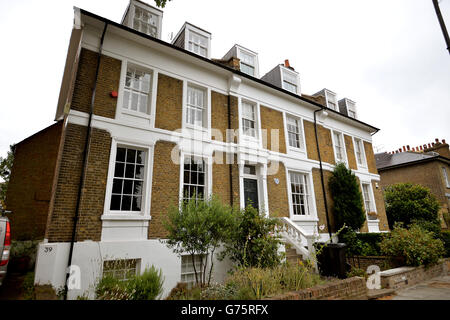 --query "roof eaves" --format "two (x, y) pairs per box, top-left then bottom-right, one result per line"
(78, 8), (380, 134)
